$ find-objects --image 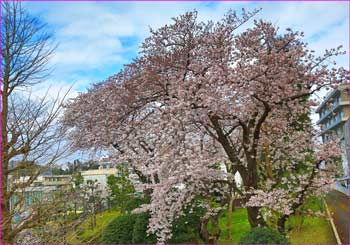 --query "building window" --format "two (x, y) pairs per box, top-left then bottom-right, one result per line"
(25, 193), (31, 206)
